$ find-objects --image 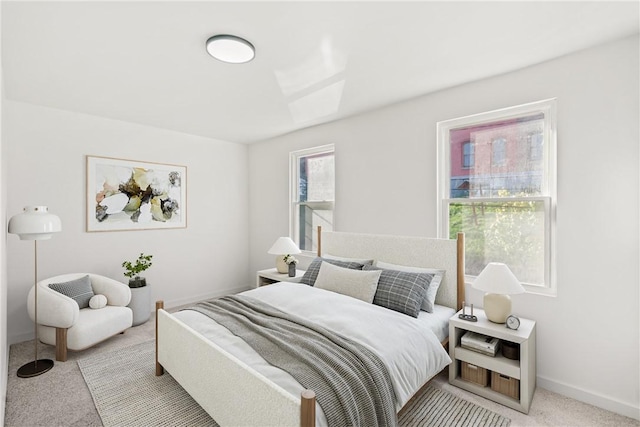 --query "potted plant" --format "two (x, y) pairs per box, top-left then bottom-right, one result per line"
(122, 253), (153, 326)
(122, 253), (153, 288)
(283, 254), (298, 277)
